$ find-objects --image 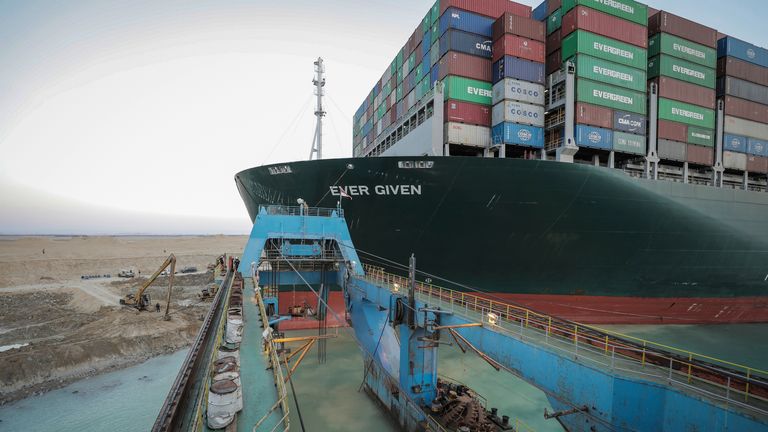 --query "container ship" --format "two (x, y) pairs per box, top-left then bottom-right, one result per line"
(236, 0), (768, 325)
